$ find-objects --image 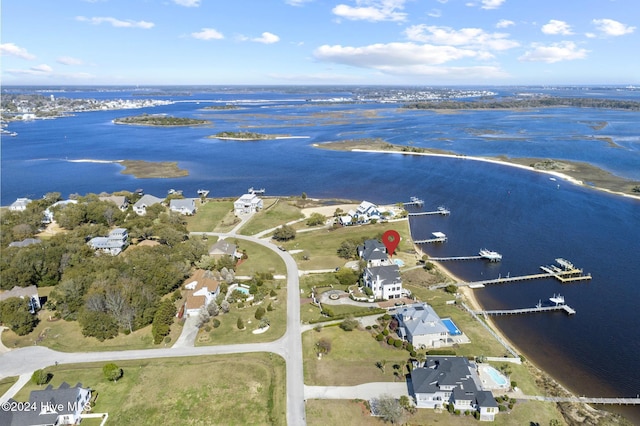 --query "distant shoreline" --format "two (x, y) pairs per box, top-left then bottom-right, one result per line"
(314, 141), (640, 201)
